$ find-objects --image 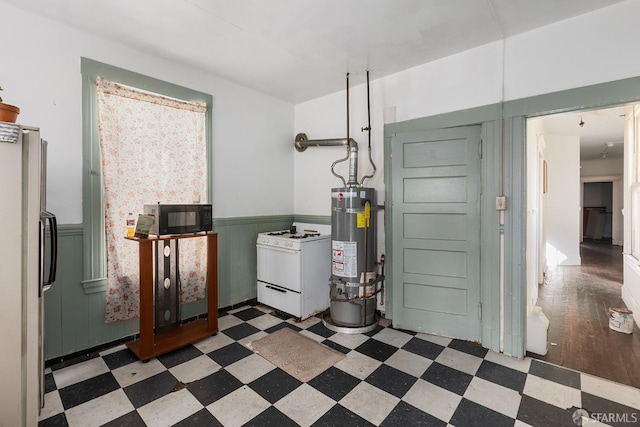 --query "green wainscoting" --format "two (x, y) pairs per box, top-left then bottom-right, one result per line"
(44, 215), (327, 360)
(44, 224), (140, 360)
